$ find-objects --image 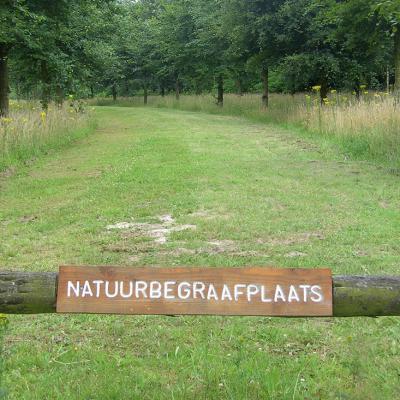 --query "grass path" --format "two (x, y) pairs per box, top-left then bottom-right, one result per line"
(1, 107), (399, 399)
